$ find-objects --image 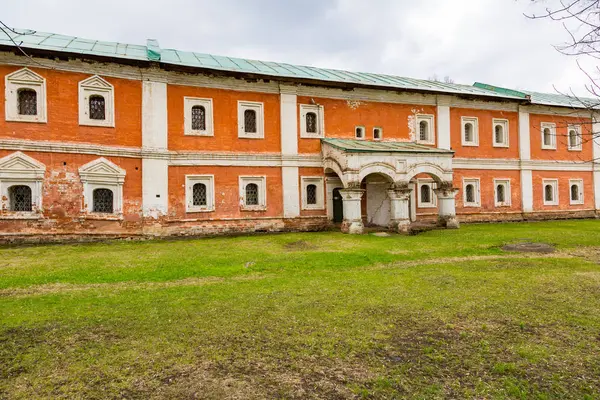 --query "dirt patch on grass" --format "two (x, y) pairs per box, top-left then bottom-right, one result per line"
(502, 242), (555, 253)
(284, 240), (319, 251)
